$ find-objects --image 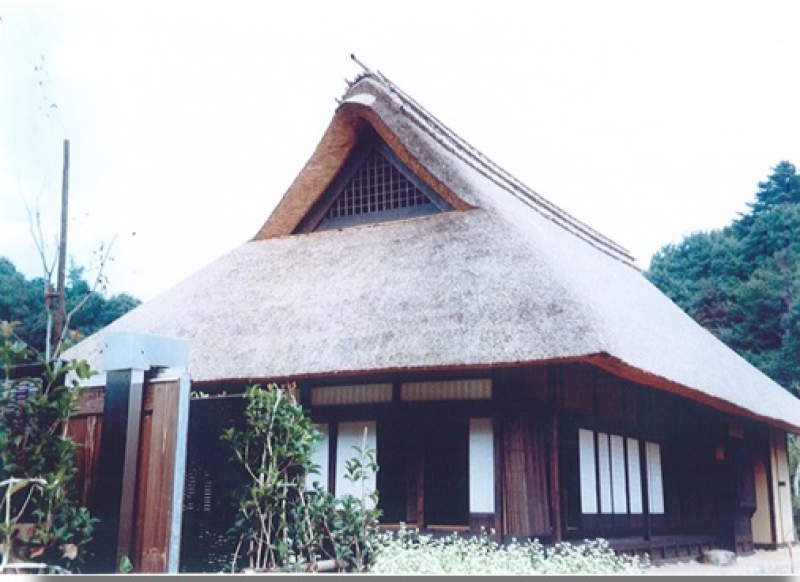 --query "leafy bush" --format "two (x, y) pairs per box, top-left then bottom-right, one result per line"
(328, 442), (381, 572)
(222, 383), (381, 573)
(0, 321), (97, 571)
(370, 526), (650, 575)
(221, 383), (322, 572)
